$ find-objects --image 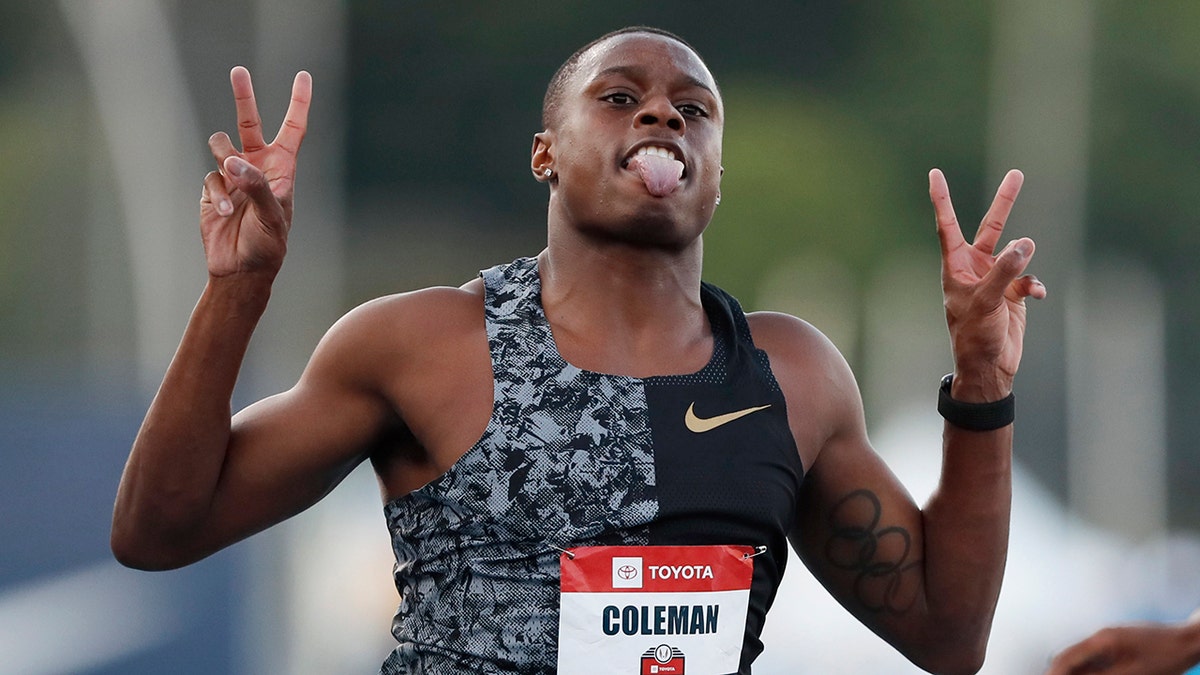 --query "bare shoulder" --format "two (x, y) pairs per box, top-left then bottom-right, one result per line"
(745, 311), (853, 383)
(323, 282), (484, 347)
(745, 311), (866, 467)
(332, 281), (484, 336)
(305, 281), (486, 386)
